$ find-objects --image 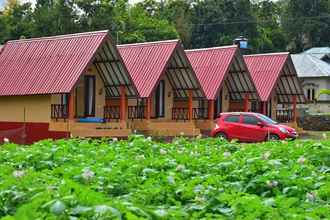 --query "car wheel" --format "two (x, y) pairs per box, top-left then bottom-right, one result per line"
(216, 132), (227, 140)
(268, 134), (280, 141)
